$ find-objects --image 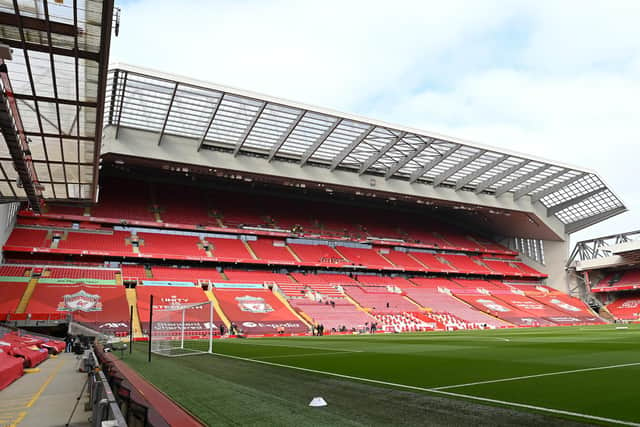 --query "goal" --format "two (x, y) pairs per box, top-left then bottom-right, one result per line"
(150, 300), (215, 357)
